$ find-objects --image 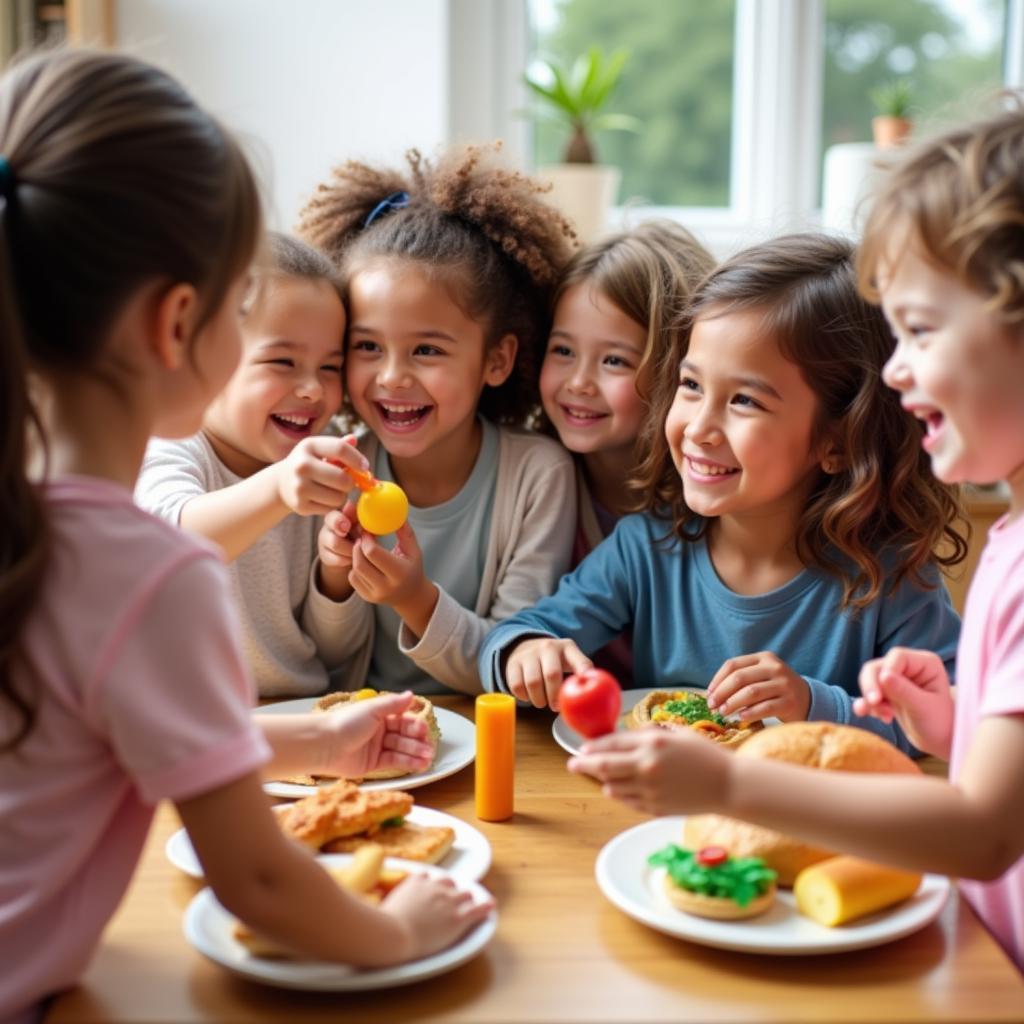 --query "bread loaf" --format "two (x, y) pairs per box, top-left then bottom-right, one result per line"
(794, 855), (922, 926)
(684, 722), (920, 886)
